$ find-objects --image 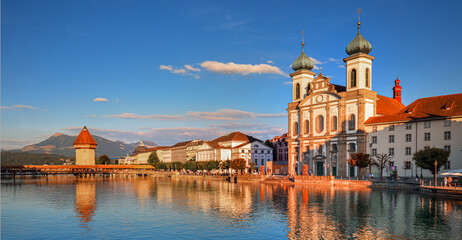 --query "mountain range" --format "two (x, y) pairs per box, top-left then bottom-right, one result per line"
(10, 132), (157, 158)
